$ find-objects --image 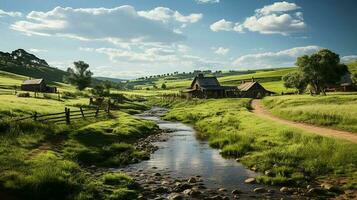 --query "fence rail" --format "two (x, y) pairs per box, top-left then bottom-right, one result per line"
(13, 106), (110, 125)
